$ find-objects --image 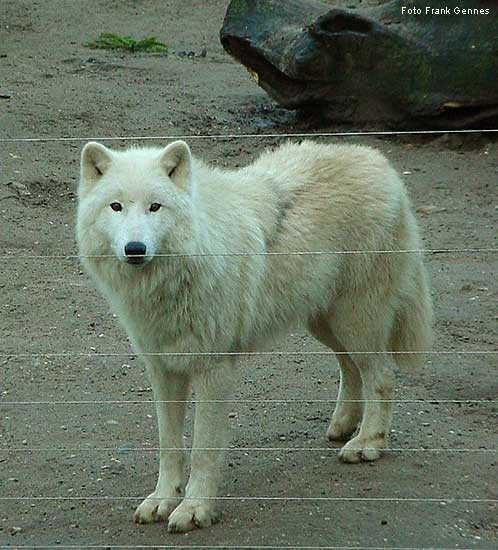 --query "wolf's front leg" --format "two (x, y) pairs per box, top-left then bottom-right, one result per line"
(134, 366), (190, 524)
(168, 363), (235, 532)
